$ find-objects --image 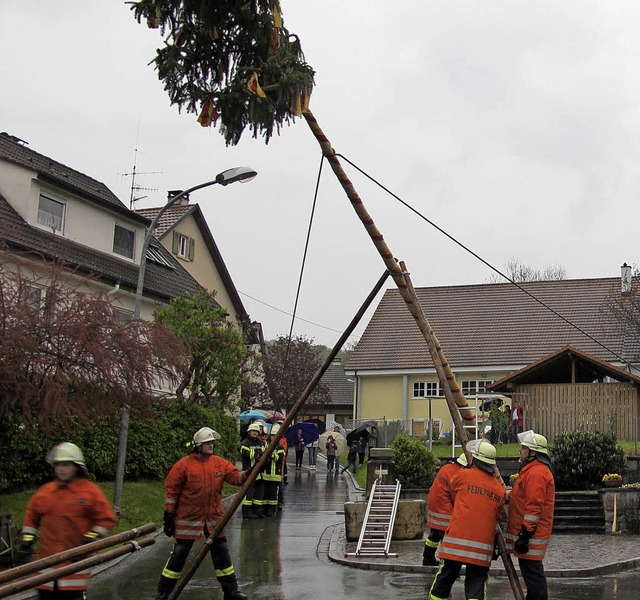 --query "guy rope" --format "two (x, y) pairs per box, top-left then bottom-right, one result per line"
(301, 108), (524, 600)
